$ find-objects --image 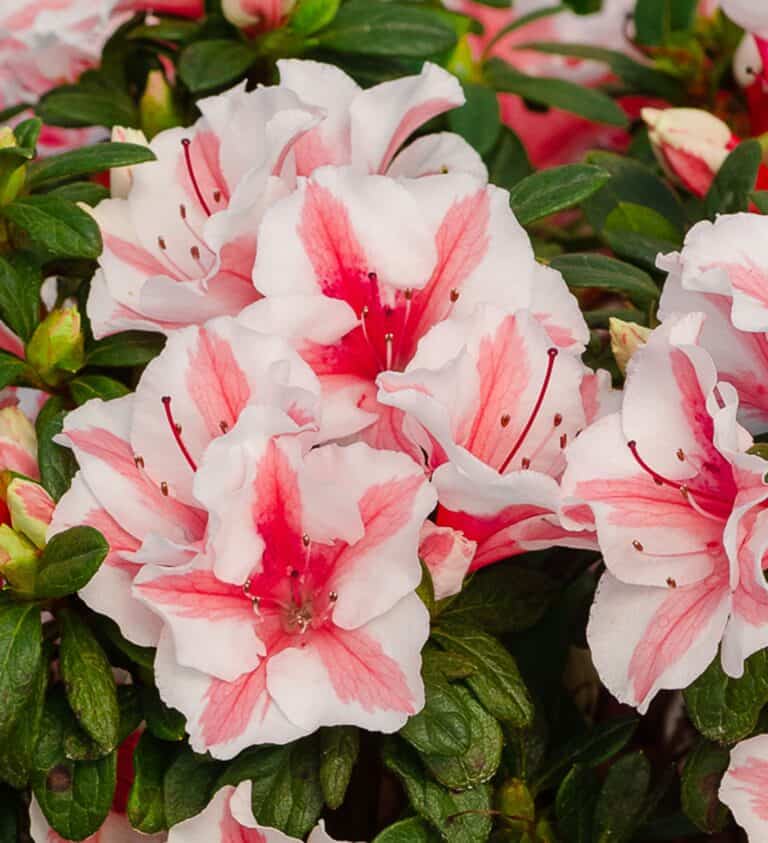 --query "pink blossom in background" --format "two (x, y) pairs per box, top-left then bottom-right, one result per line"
(135, 414), (435, 757)
(719, 734), (768, 842)
(119, 0), (204, 17)
(562, 314), (768, 713)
